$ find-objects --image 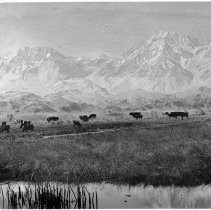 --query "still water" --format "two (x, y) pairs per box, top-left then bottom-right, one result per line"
(0, 182), (211, 208)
